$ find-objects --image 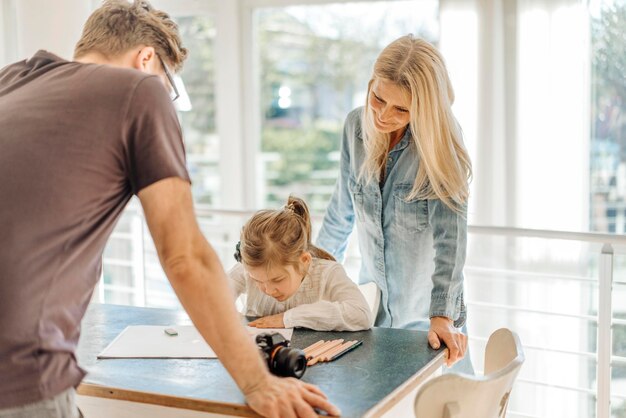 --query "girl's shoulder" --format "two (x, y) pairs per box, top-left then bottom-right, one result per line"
(310, 258), (347, 281)
(227, 262), (246, 279)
